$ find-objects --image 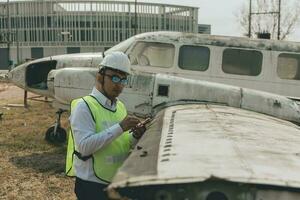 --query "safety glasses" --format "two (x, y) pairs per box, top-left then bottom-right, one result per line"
(105, 74), (128, 85)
